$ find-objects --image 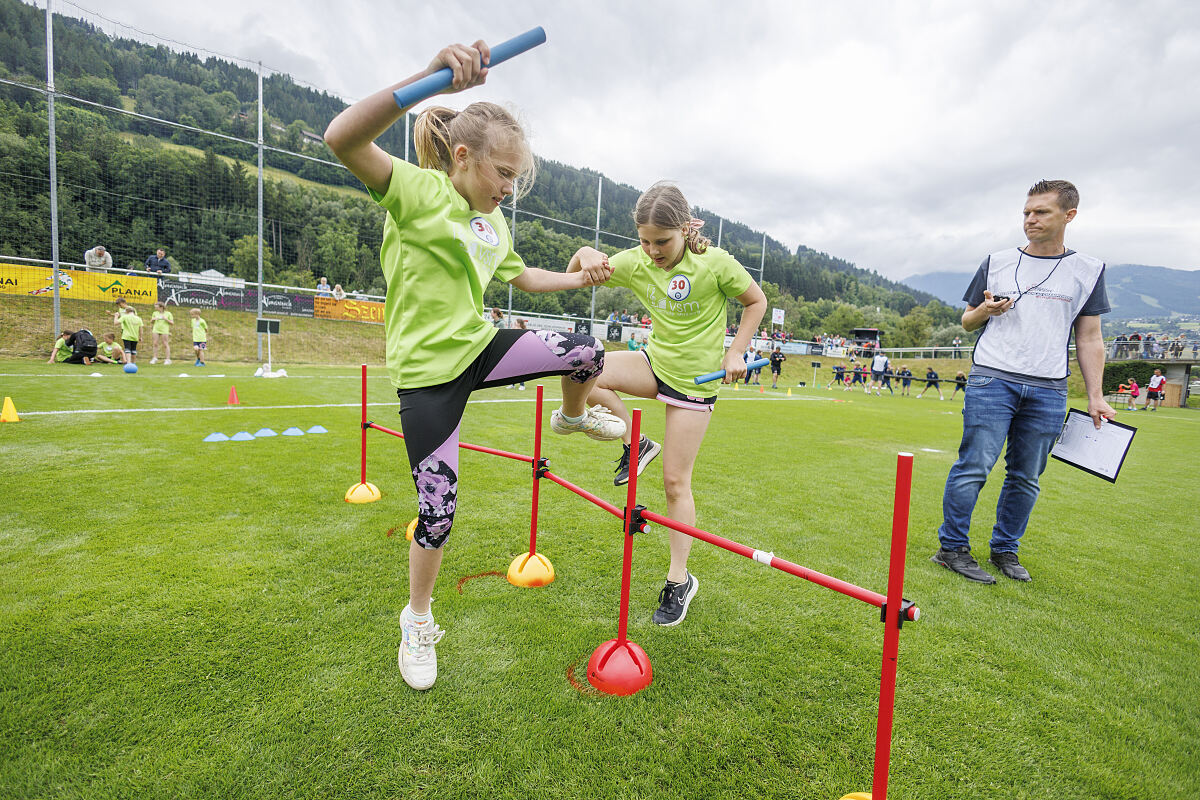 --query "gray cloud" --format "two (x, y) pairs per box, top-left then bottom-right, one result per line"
(81, 0), (1200, 278)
